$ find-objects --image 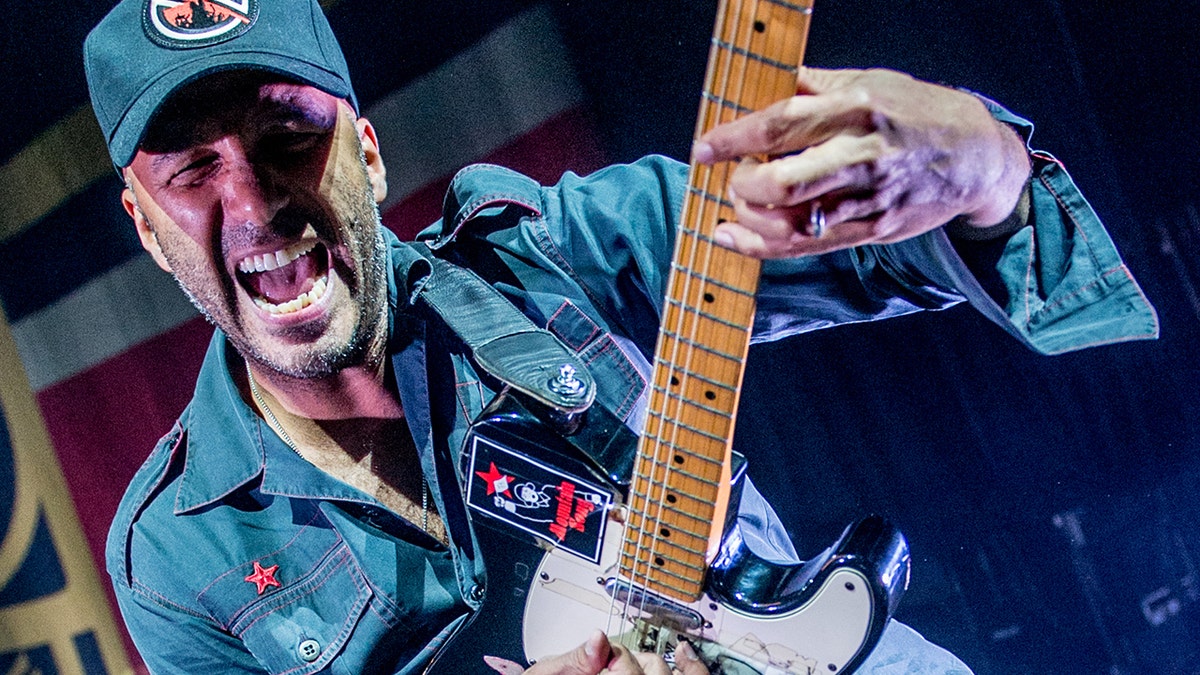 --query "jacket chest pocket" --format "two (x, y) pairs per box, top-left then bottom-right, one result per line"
(200, 544), (372, 674)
